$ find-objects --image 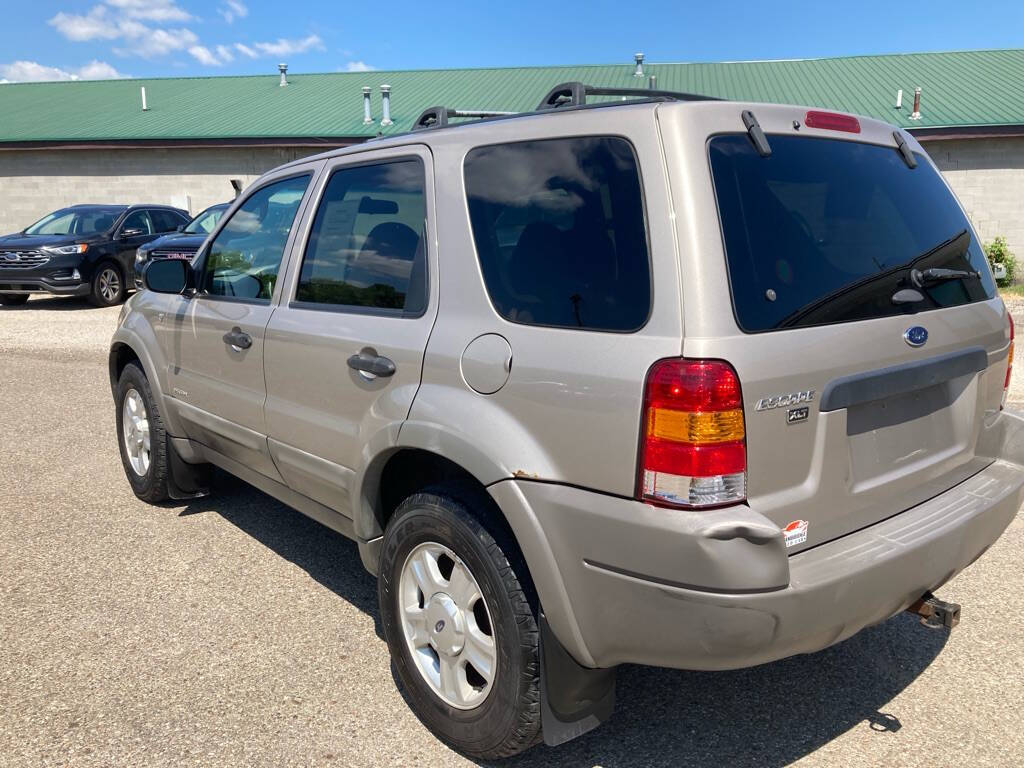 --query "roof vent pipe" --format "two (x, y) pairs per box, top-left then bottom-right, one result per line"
(634, 52), (645, 77)
(648, 74), (657, 90)
(140, 86), (149, 111)
(895, 89), (903, 109)
(910, 86), (921, 120)
(278, 63), (288, 87)
(380, 84), (393, 126)
(362, 86), (373, 123)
